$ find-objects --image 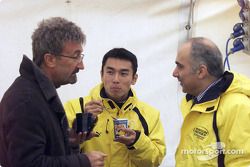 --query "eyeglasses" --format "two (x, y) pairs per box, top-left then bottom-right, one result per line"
(59, 53), (84, 63)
